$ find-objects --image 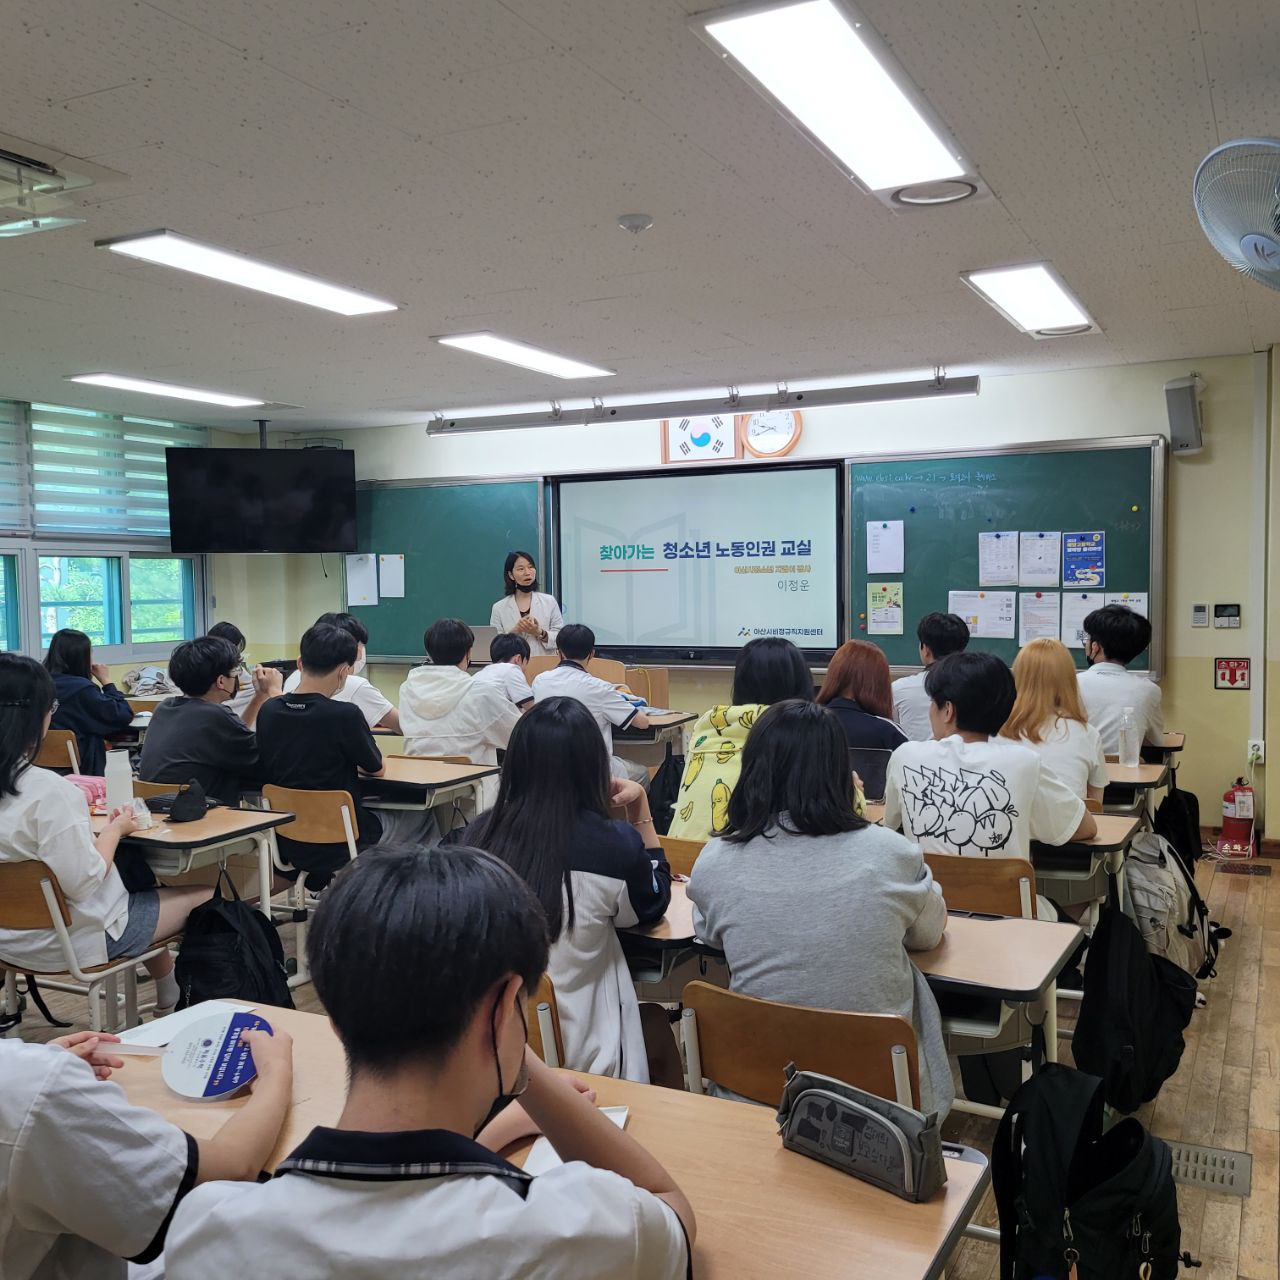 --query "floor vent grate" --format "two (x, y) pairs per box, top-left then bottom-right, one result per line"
(1216, 863), (1271, 876)
(1167, 1142), (1252, 1195)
